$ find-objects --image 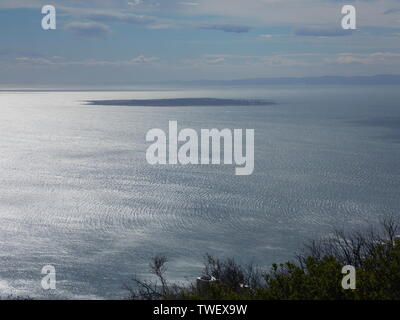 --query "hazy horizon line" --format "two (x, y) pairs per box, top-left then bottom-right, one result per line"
(1, 74), (400, 91)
